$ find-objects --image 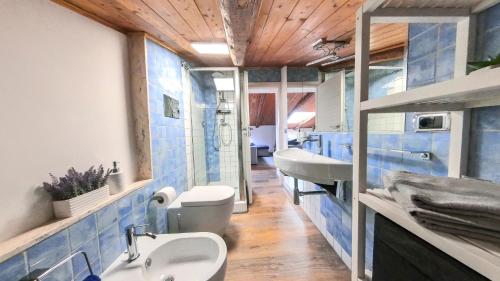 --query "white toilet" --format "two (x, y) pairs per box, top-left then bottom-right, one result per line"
(167, 185), (235, 236)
